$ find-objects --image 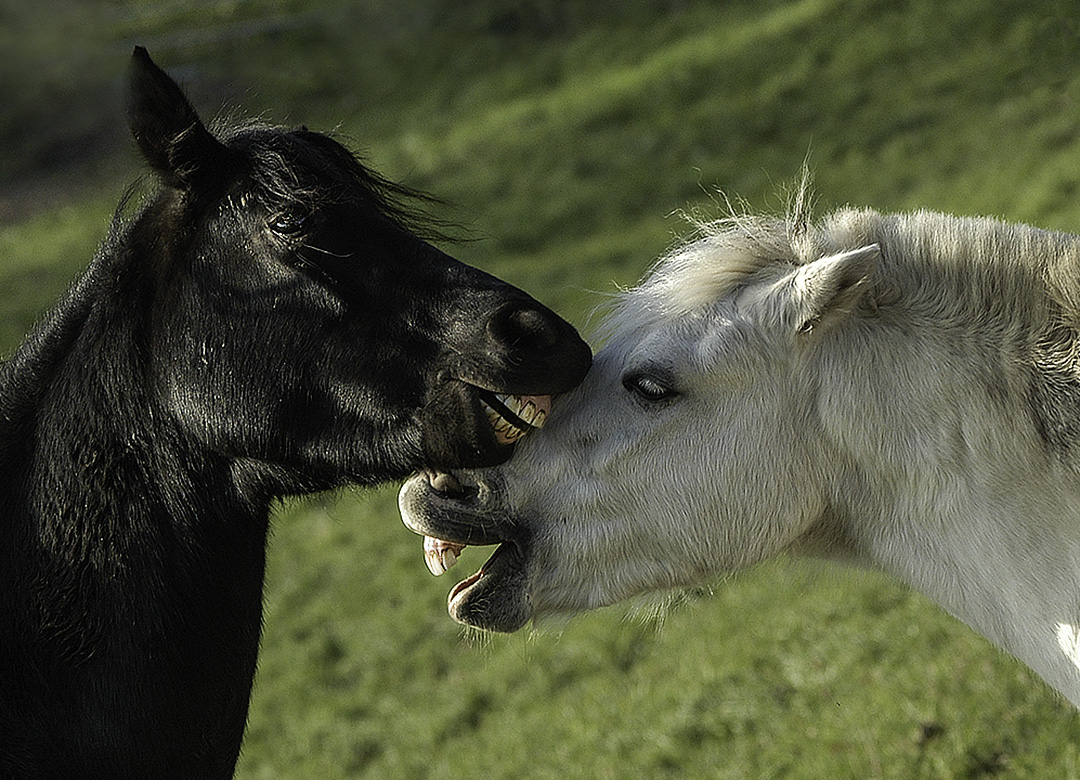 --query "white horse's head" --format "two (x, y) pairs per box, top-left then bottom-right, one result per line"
(403, 203), (1080, 714)
(400, 207), (891, 631)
